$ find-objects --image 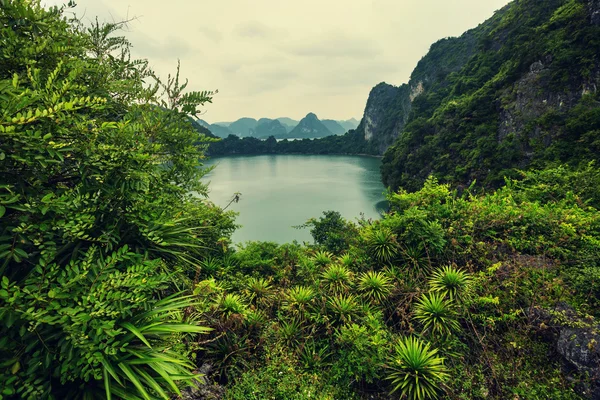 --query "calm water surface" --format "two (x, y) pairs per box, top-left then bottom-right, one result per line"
(201, 155), (387, 244)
